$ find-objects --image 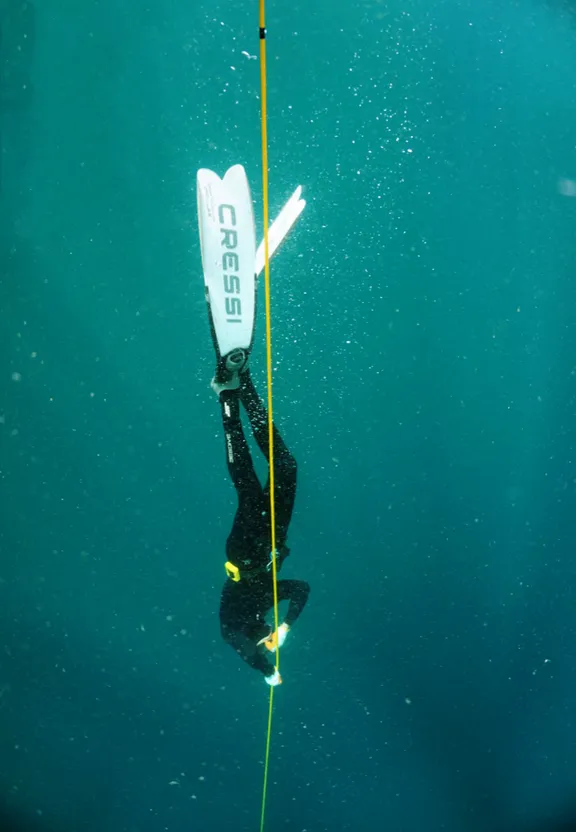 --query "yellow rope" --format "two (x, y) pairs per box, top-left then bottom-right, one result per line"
(258, 1), (280, 831)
